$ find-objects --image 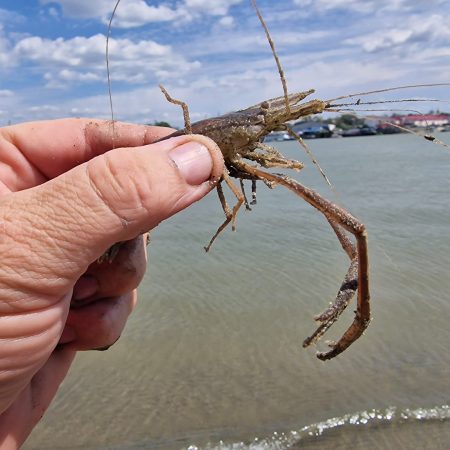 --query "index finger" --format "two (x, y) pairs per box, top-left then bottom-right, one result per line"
(1, 118), (176, 180)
